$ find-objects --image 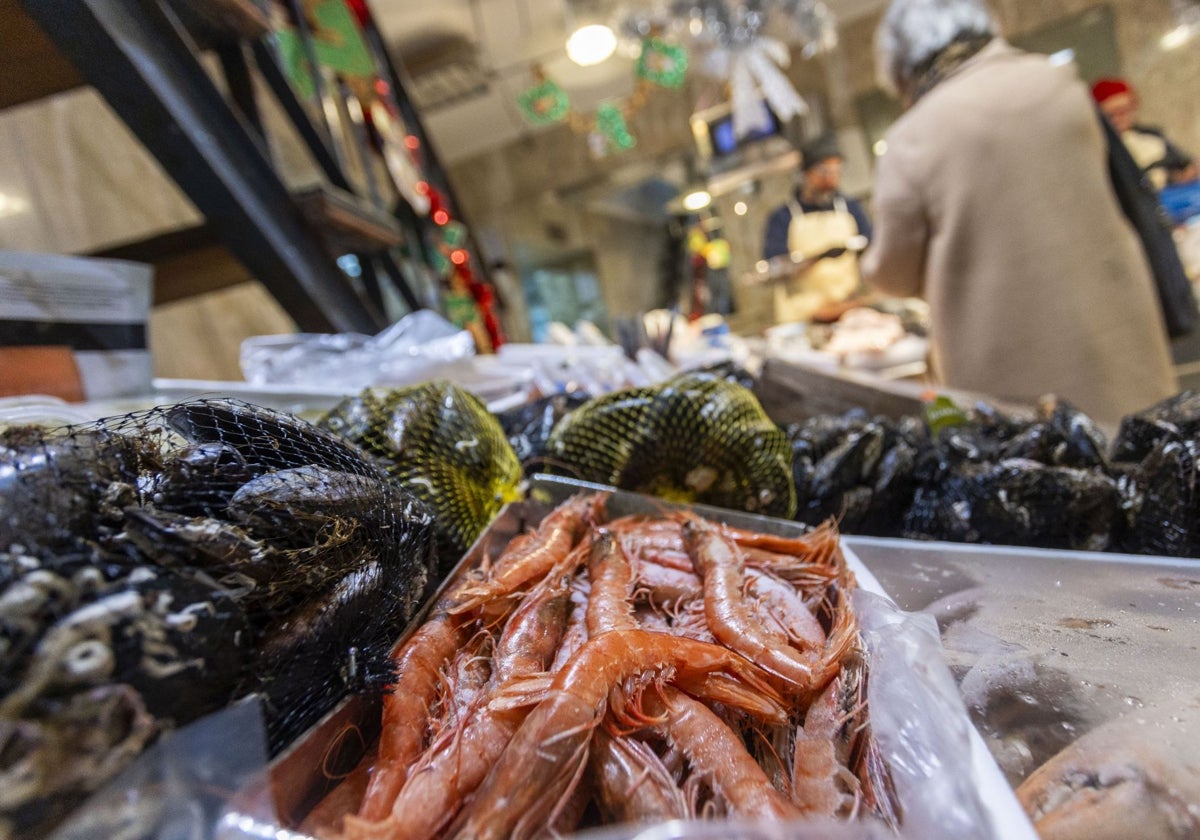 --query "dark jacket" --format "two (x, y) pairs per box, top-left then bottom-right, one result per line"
(1103, 115), (1198, 338)
(762, 193), (872, 260)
